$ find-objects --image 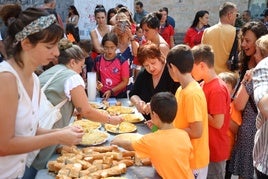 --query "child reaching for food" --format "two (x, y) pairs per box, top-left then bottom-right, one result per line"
(94, 32), (129, 100)
(111, 92), (194, 179)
